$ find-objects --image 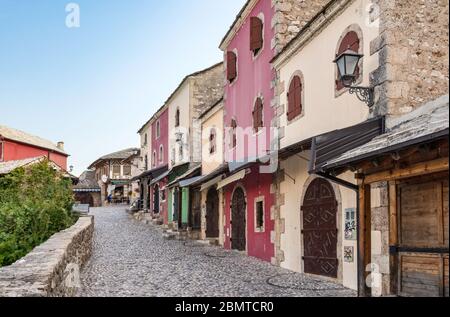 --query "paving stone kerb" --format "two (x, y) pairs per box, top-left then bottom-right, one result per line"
(0, 216), (94, 297)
